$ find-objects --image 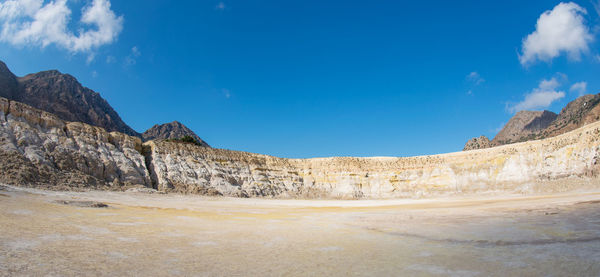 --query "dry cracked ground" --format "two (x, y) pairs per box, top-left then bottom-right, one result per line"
(1, 185), (600, 276)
